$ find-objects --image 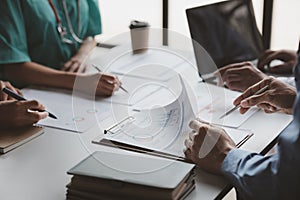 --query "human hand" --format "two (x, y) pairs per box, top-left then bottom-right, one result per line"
(257, 50), (298, 74)
(234, 77), (296, 114)
(215, 62), (267, 92)
(77, 73), (121, 97)
(61, 54), (88, 73)
(184, 119), (236, 174)
(0, 100), (48, 129)
(0, 81), (22, 101)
